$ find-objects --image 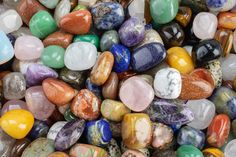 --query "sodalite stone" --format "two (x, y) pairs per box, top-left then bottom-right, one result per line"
(0, 31), (14, 65)
(206, 0), (235, 12)
(145, 98), (194, 125)
(131, 42), (166, 72)
(85, 119), (112, 147)
(177, 126), (205, 149)
(91, 2), (125, 30)
(119, 17), (145, 47)
(110, 44), (131, 73)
